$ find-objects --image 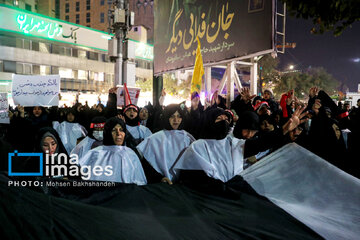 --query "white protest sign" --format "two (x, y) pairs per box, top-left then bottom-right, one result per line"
(12, 75), (60, 106)
(116, 85), (141, 107)
(0, 93), (10, 124)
